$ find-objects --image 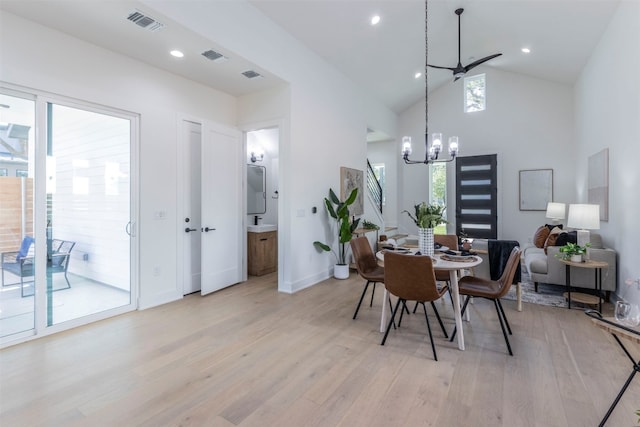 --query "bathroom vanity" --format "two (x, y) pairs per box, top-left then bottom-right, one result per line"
(247, 225), (277, 276)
